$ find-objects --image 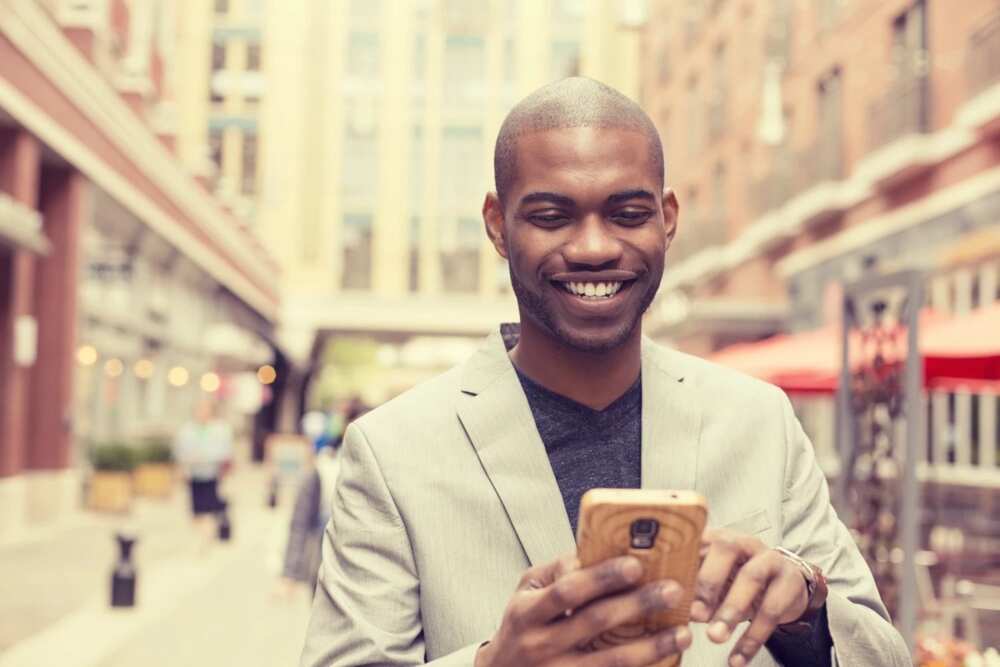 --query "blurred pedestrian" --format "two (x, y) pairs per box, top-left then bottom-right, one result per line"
(279, 398), (367, 596)
(174, 397), (233, 552)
